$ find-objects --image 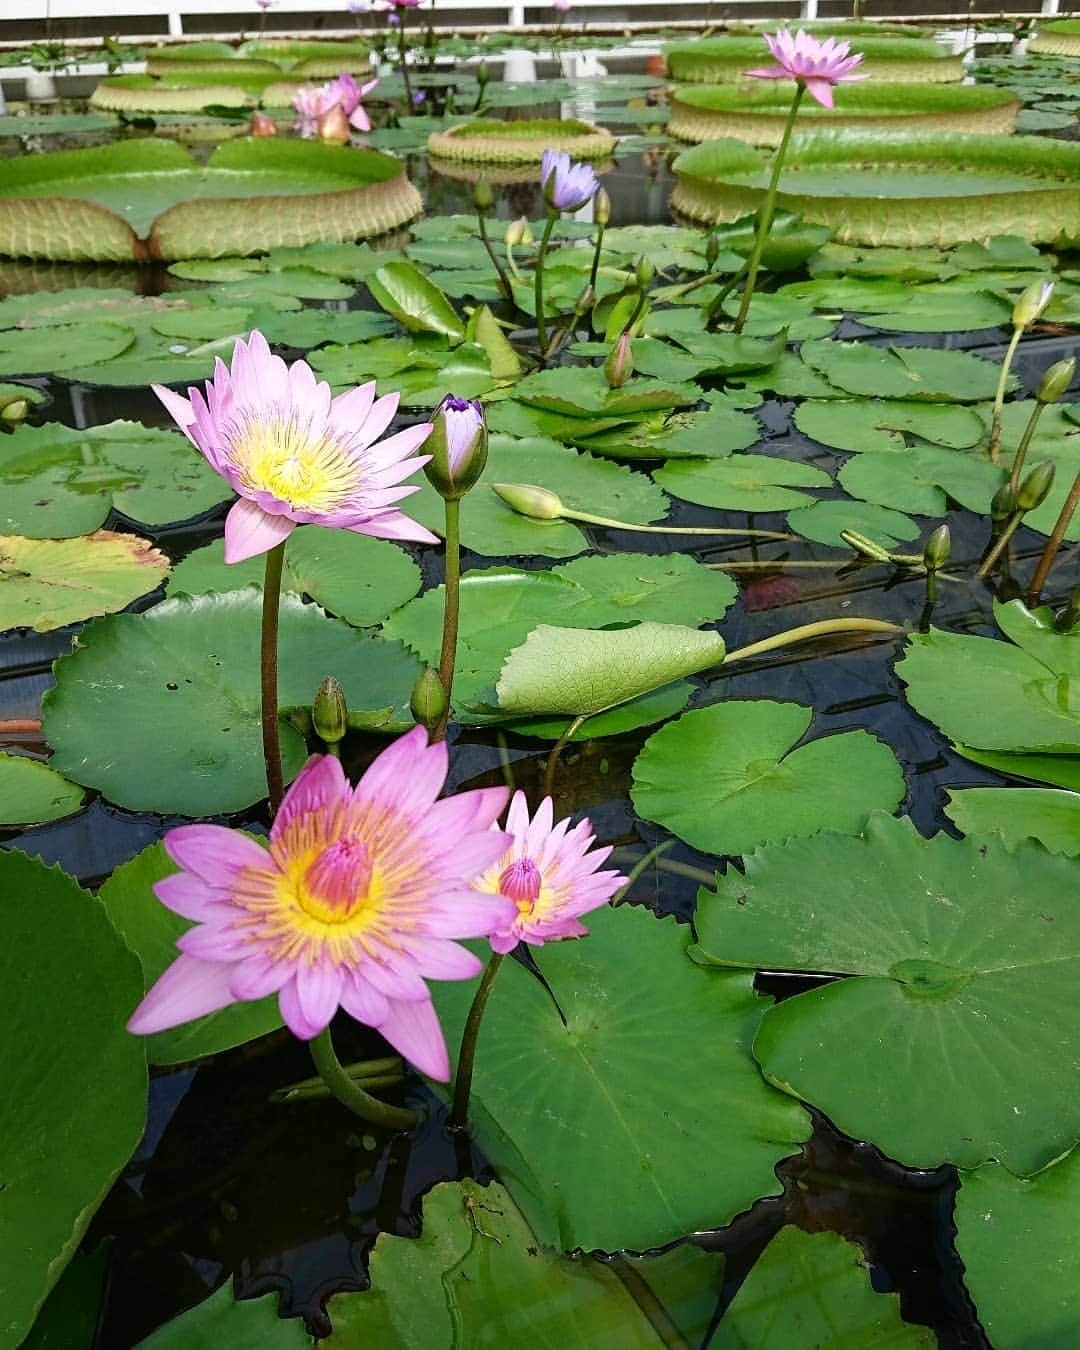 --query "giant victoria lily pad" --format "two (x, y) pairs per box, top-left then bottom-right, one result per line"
(1030, 17), (1080, 57)
(672, 132), (1080, 247)
(670, 83), (1020, 147)
(427, 118), (616, 164)
(663, 36), (963, 85)
(0, 138), (422, 262)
